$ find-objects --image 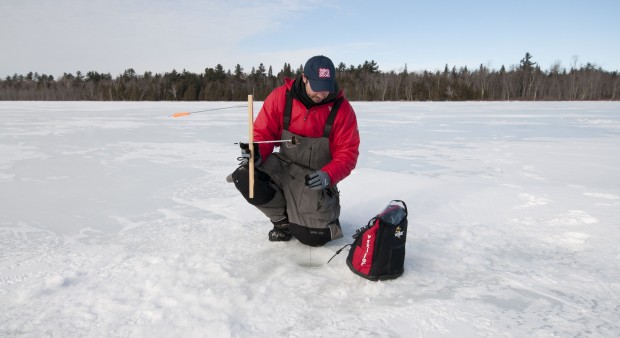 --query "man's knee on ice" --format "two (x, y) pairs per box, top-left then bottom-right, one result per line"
(288, 223), (333, 247)
(232, 166), (276, 206)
